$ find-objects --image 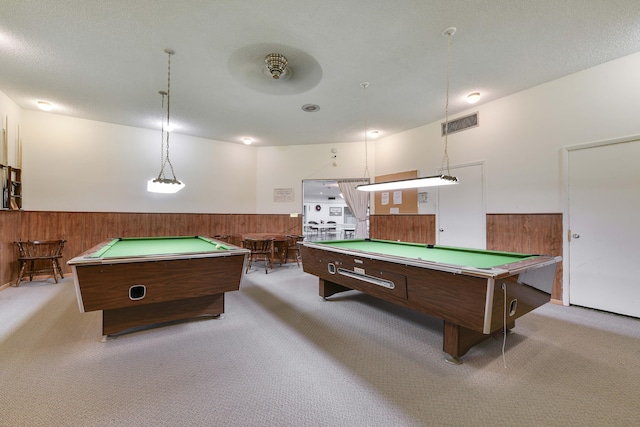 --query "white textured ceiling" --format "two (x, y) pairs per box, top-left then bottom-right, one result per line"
(1, 1), (640, 146)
